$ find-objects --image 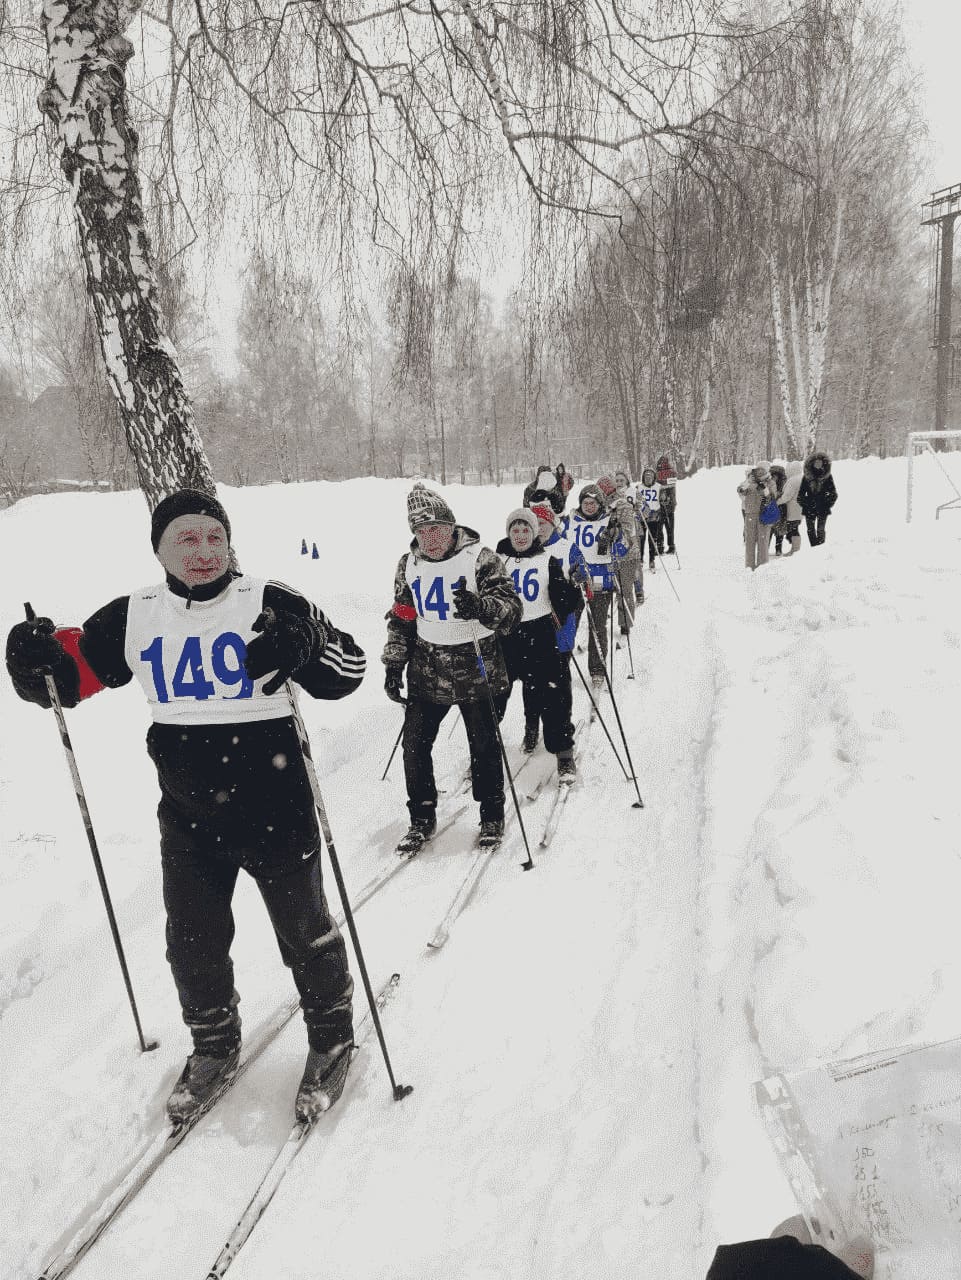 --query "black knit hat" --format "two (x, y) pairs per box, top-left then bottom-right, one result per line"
(150, 489), (231, 551)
